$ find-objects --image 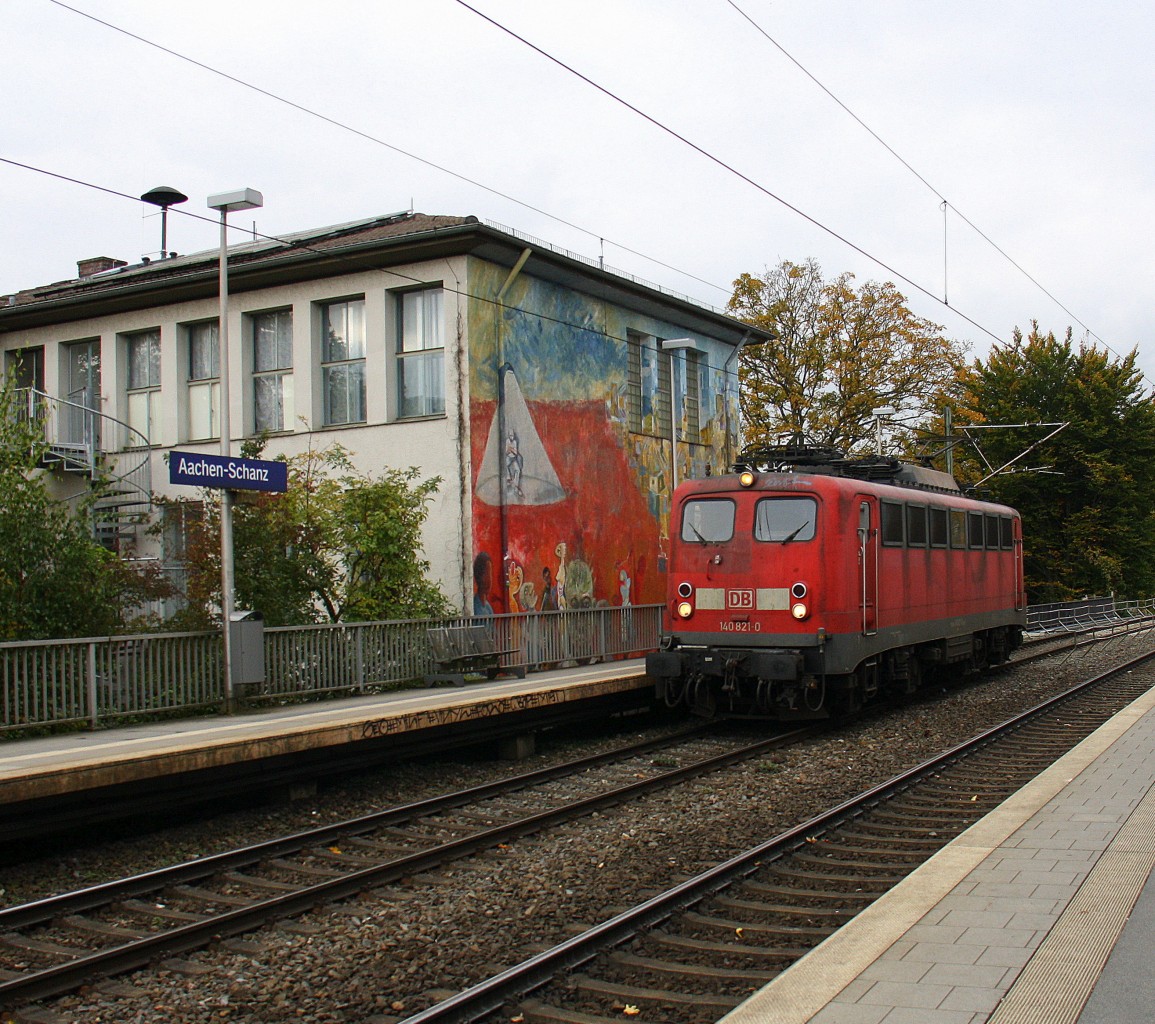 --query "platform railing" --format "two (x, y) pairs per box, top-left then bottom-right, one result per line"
(0, 605), (663, 733)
